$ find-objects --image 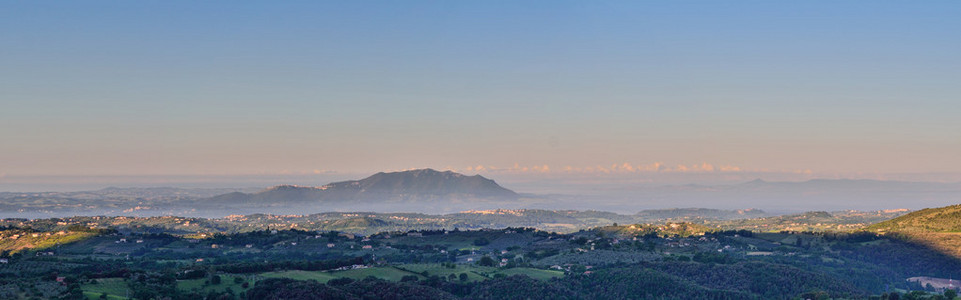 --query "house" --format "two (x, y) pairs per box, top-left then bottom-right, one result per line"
(0, 259), (8, 264)
(136, 239), (144, 243)
(245, 244), (253, 248)
(362, 245), (373, 249)
(407, 232), (423, 237)
(327, 243), (336, 248)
